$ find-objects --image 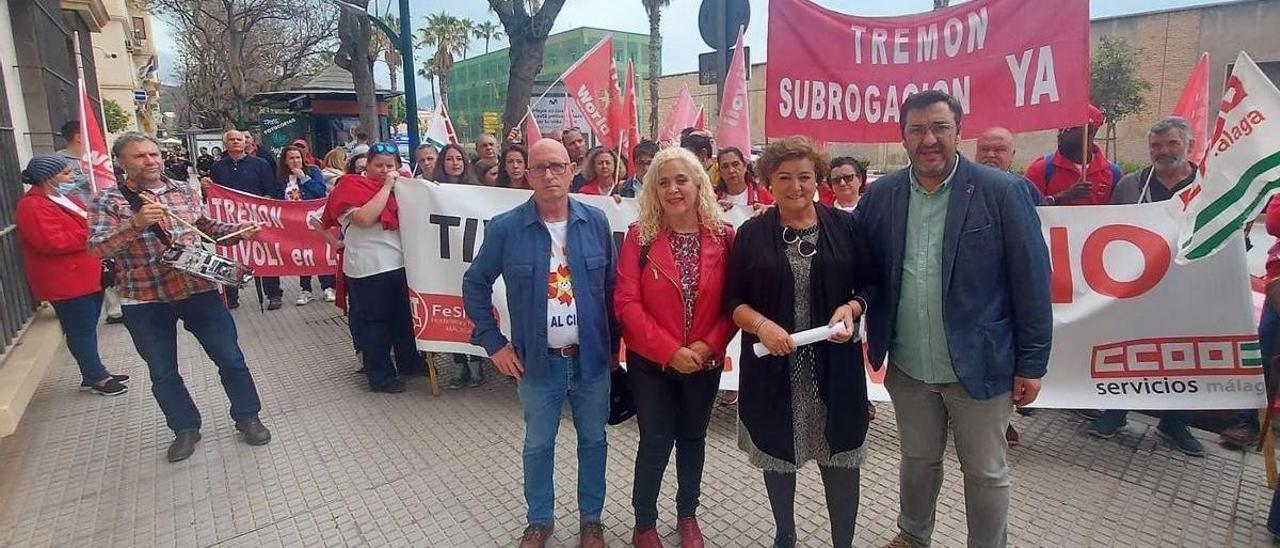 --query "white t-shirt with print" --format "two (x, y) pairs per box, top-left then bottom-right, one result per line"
(544, 220), (579, 348)
(339, 210), (403, 278)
